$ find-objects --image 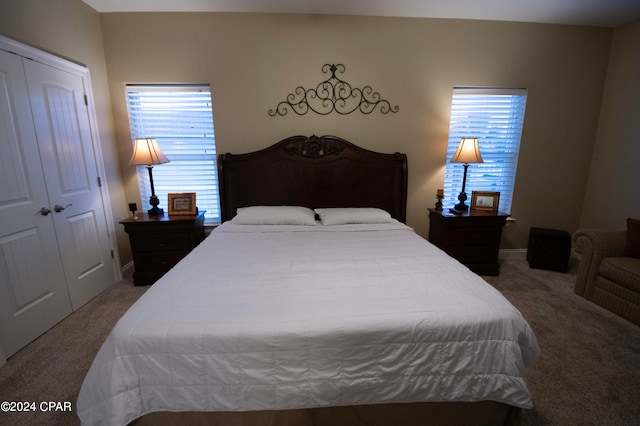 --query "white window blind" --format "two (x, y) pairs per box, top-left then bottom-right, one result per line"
(126, 85), (220, 223)
(443, 87), (527, 214)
